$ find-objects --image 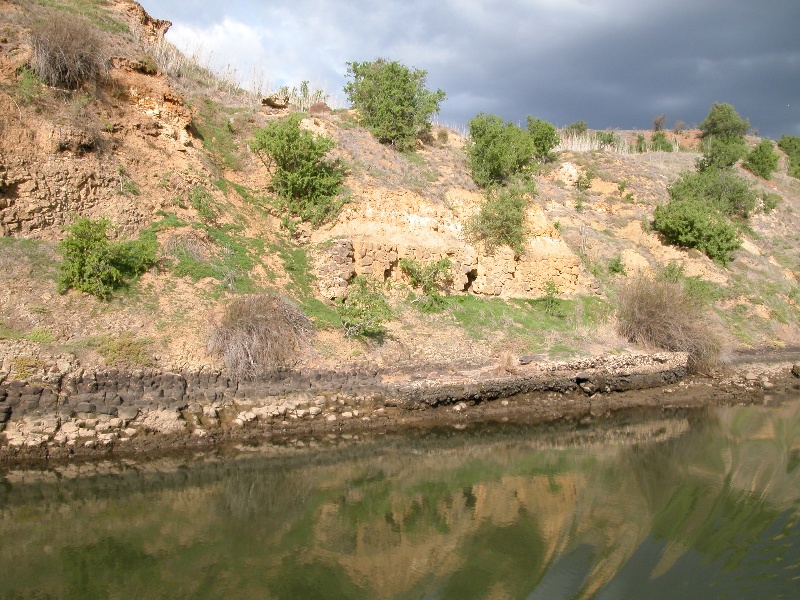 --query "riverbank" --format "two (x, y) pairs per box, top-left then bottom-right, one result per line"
(1, 350), (798, 468)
